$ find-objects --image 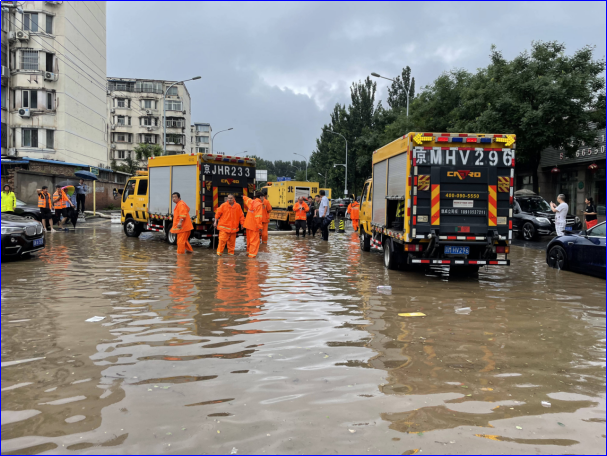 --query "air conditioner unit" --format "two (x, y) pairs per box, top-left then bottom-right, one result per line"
(19, 108), (31, 118)
(1, 66), (7, 78)
(146, 109), (152, 115)
(16, 30), (30, 41)
(7, 148), (17, 157)
(8, 31), (16, 41)
(111, 144), (117, 150)
(111, 125), (116, 130)
(147, 127), (153, 132)
(44, 72), (57, 82)
(111, 108), (115, 113)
